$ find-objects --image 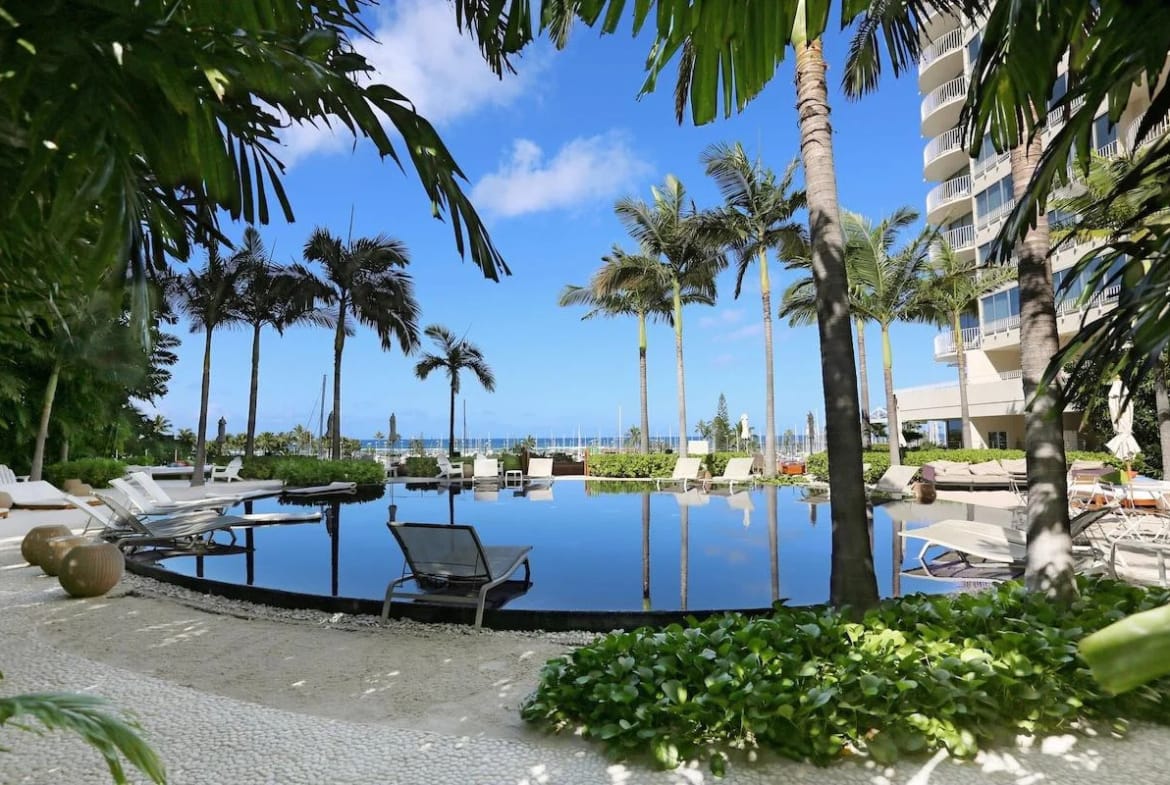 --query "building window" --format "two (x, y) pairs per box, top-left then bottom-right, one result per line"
(1048, 74), (1068, 112)
(1093, 114), (1118, 151)
(975, 174), (1014, 222)
(972, 133), (999, 170)
(966, 31), (982, 68)
(981, 287), (1020, 330)
(988, 431), (1008, 450)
